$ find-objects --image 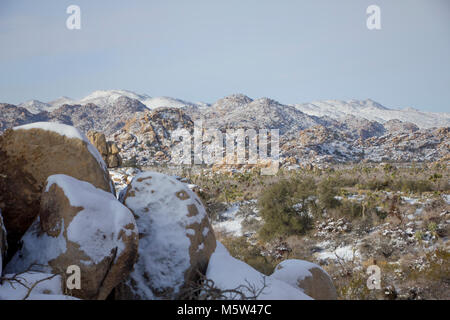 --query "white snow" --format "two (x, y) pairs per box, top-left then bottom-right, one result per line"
(443, 194), (450, 205)
(213, 203), (245, 236)
(13, 122), (107, 171)
(46, 174), (136, 263)
(402, 196), (420, 205)
(293, 99), (450, 129)
(206, 242), (312, 300)
(5, 216), (67, 274)
(0, 271), (78, 300)
(78, 89), (150, 108)
(17, 90), (211, 114)
(123, 171), (208, 298)
(315, 244), (360, 263)
(141, 96), (198, 110)
(18, 100), (52, 114)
